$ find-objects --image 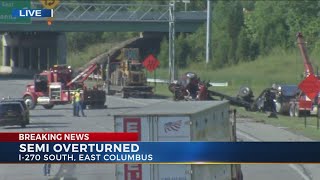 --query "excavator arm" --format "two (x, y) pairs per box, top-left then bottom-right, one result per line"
(297, 32), (314, 76)
(66, 63), (99, 87)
